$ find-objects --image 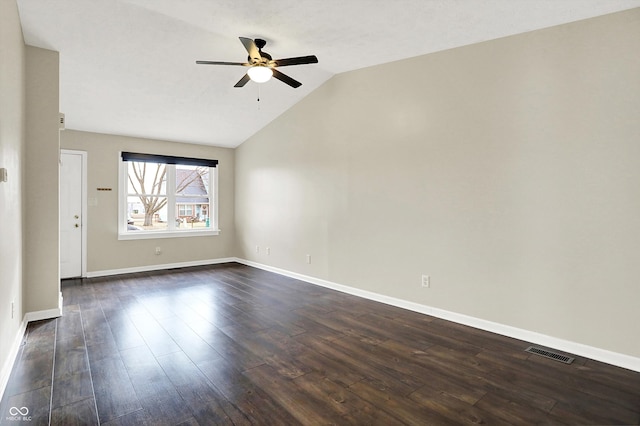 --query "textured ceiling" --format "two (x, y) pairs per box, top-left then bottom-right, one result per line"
(16, 0), (640, 148)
